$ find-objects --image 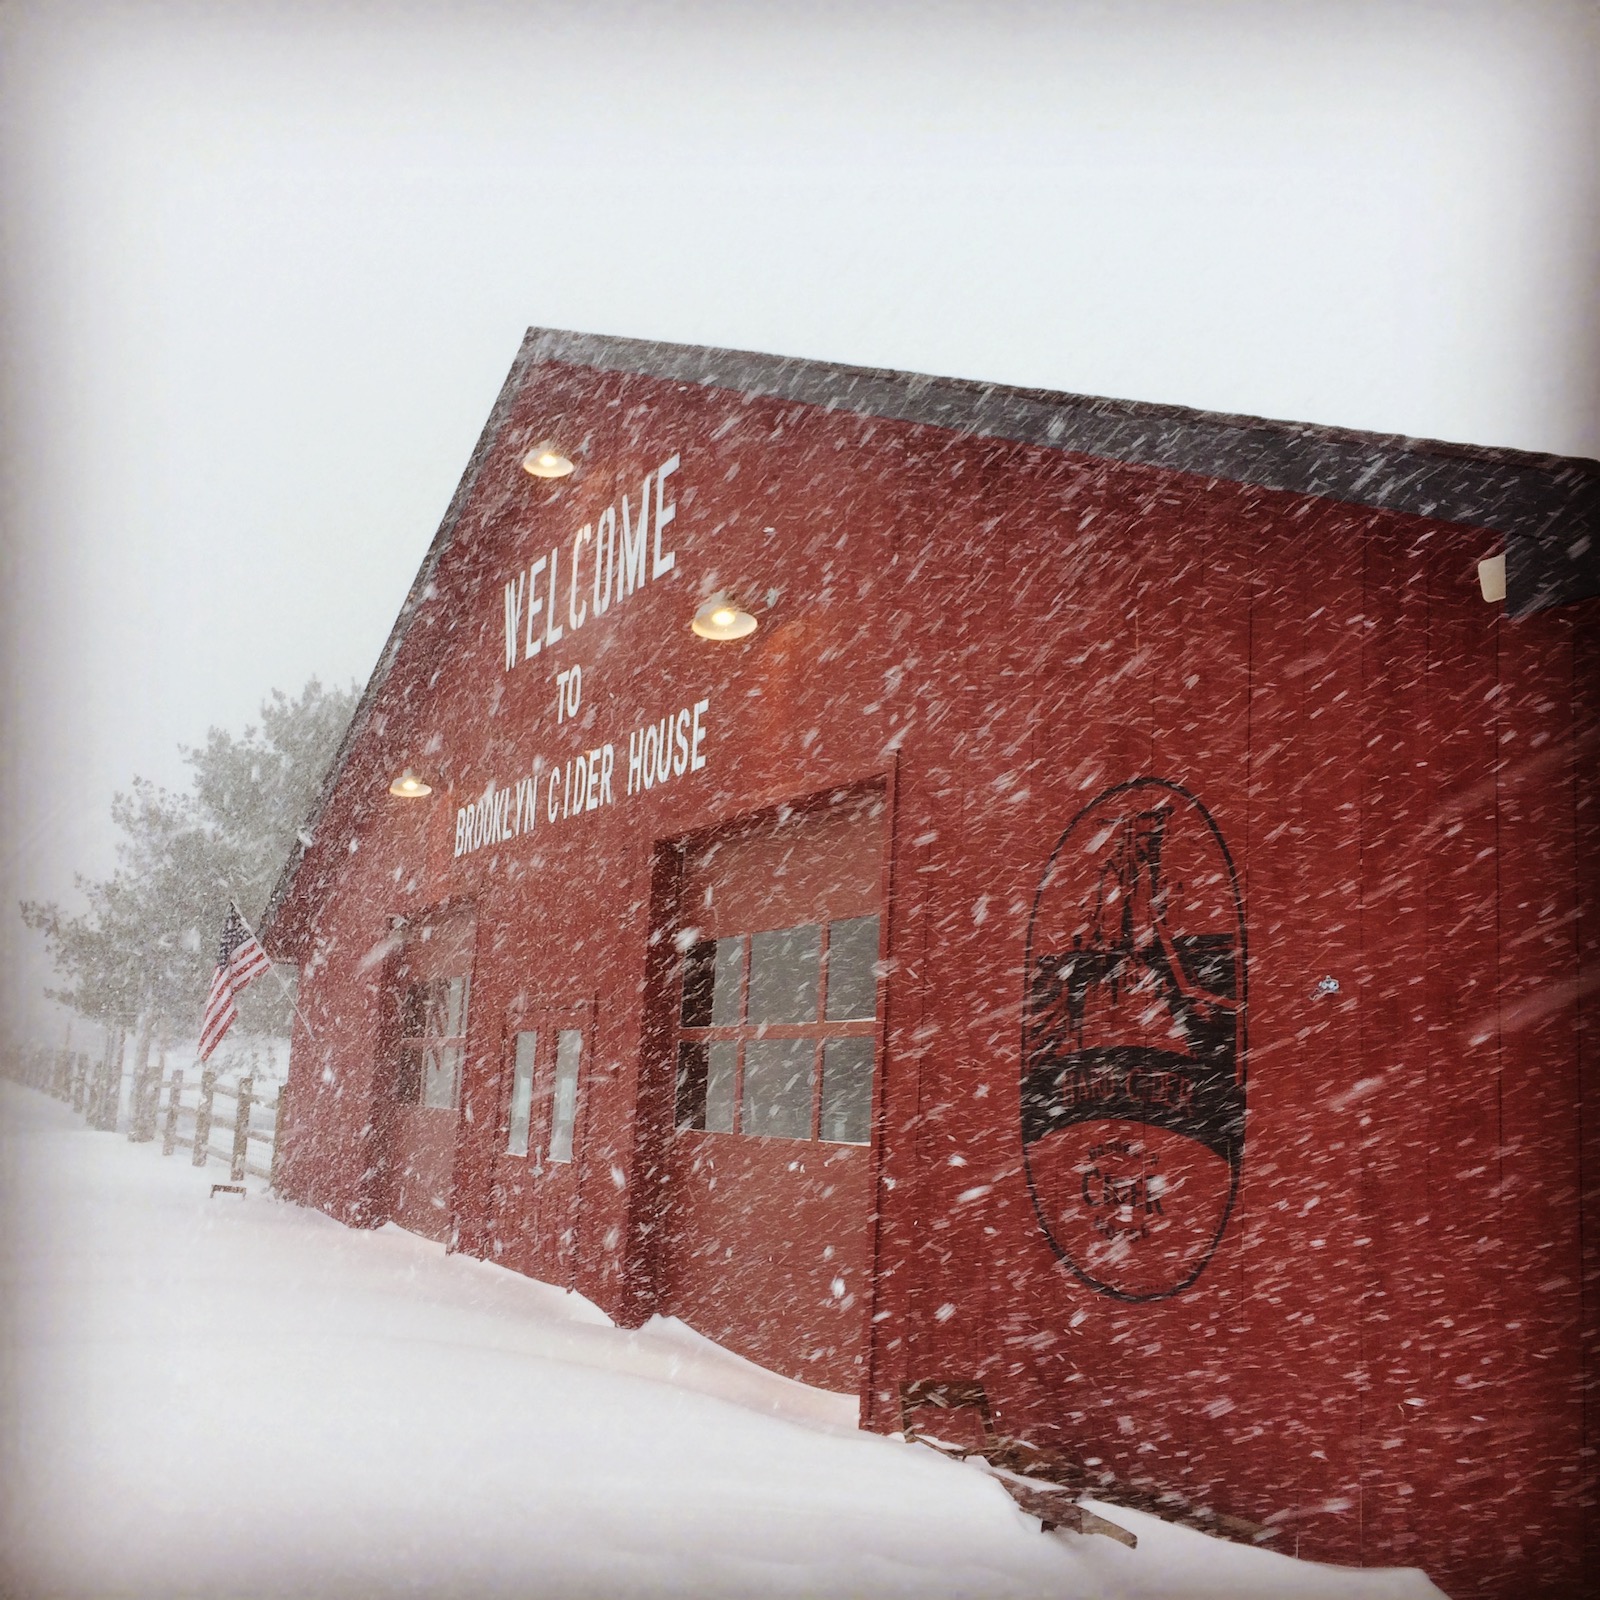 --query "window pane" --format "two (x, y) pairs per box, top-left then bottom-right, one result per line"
(424, 978), (450, 1038)
(676, 1040), (707, 1128)
(678, 1040), (736, 1133)
(820, 1037), (874, 1144)
(399, 983), (427, 1041)
(705, 1041), (736, 1133)
(680, 940), (716, 1028)
(507, 1031), (536, 1155)
(825, 915), (880, 1021)
(742, 1038), (815, 1139)
(423, 1043), (462, 1110)
(710, 937), (744, 1027)
(747, 925), (821, 1025)
(443, 975), (470, 1037)
(394, 1046), (422, 1105)
(548, 1028), (582, 1163)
